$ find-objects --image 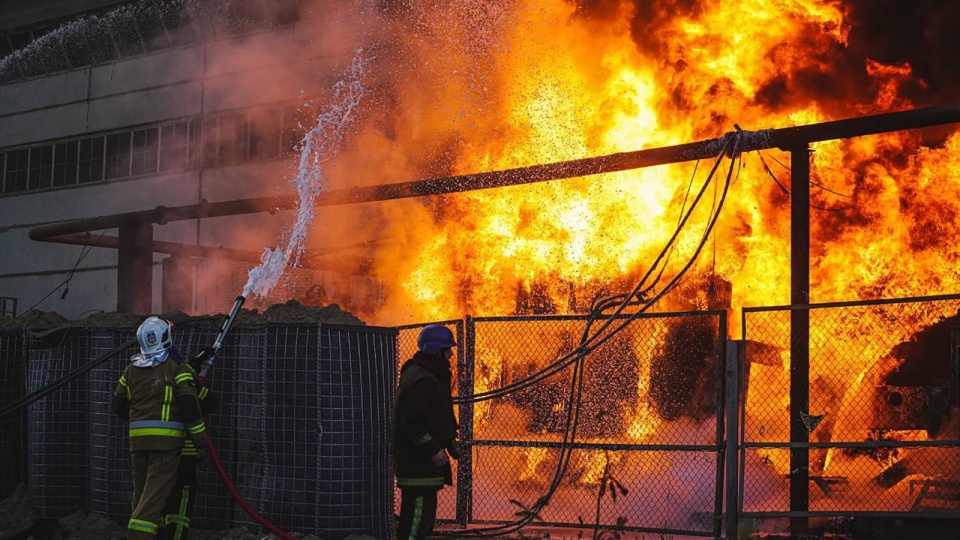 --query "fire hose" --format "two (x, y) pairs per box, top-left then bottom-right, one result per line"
(198, 295), (296, 540)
